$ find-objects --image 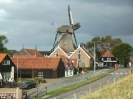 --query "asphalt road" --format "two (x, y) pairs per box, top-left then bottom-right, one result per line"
(47, 68), (130, 99)
(24, 68), (130, 99)
(24, 69), (103, 98)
